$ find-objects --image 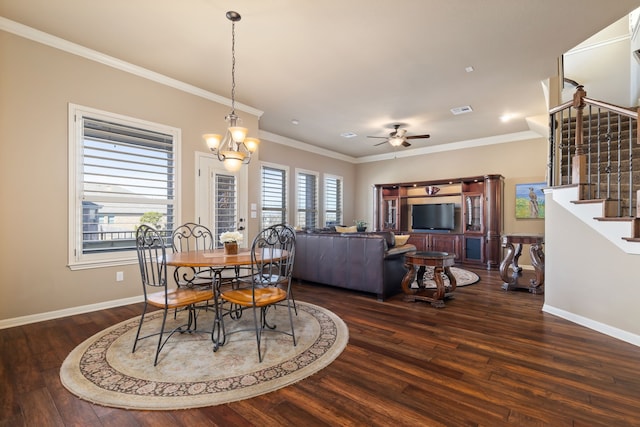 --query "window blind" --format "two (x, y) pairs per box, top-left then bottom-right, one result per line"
(261, 166), (287, 229)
